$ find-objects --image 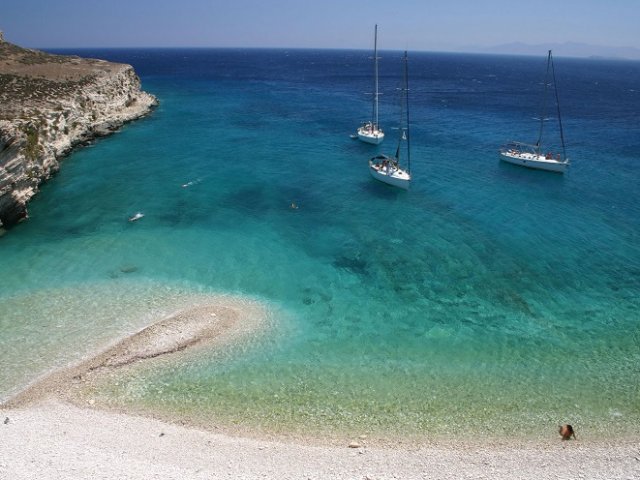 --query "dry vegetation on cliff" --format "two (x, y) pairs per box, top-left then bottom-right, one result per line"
(0, 41), (110, 118)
